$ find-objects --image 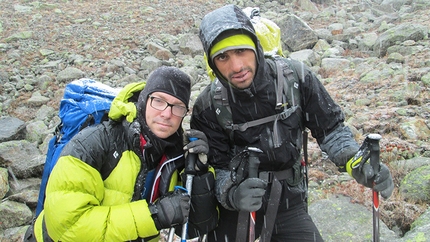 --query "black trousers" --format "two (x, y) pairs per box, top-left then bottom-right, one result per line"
(207, 180), (324, 242)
